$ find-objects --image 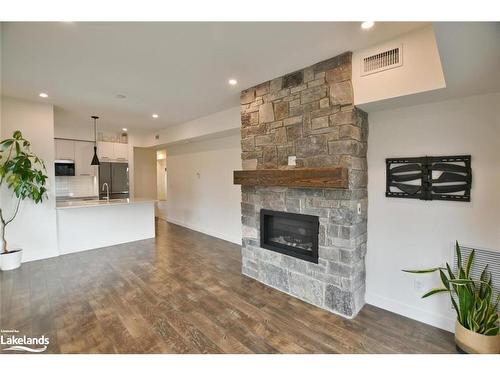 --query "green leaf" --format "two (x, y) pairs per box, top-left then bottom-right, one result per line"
(449, 279), (475, 286)
(0, 131), (47, 215)
(456, 241), (462, 269)
(458, 265), (466, 280)
(445, 263), (458, 294)
(439, 269), (450, 290)
(483, 326), (499, 336)
(459, 286), (474, 327)
(421, 288), (449, 298)
(450, 296), (461, 322)
(480, 265), (488, 282)
(1, 139), (13, 150)
(465, 249), (474, 278)
(471, 317), (480, 332)
(445, 263), (456, 280)
(494, 293), (500, 310)
(477, 300), (488, 324)
(402, 268), (443, 274)
(485, 313), (499, 328)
